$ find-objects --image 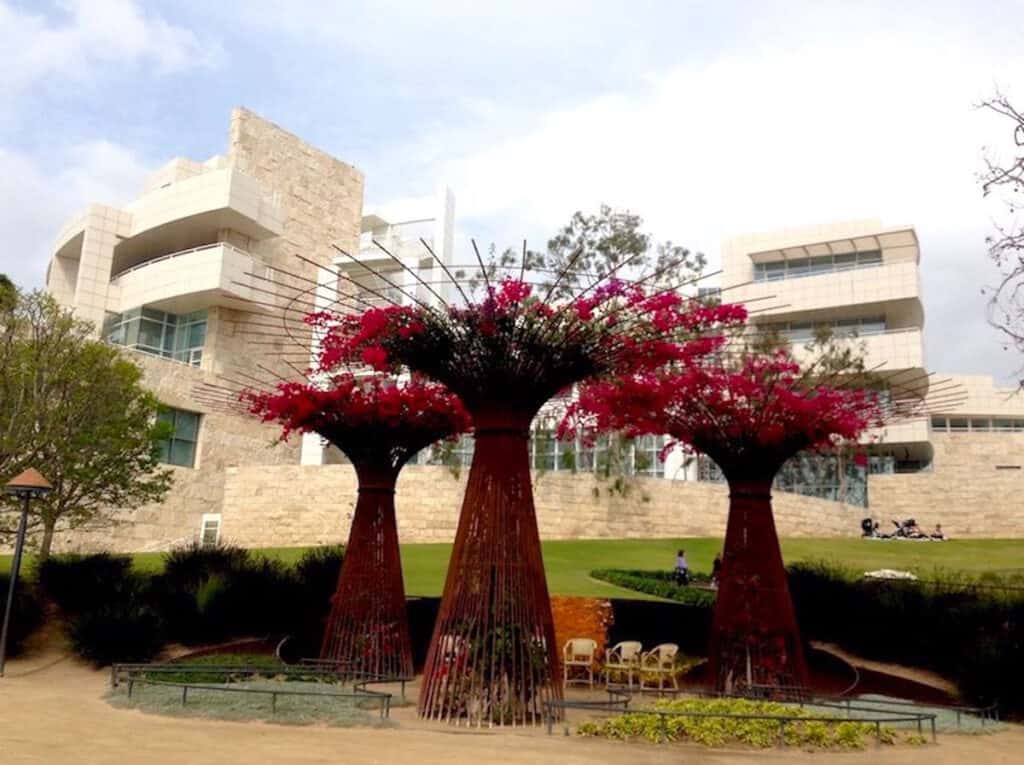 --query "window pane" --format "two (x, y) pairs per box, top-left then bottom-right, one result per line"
(170, 439), (196, 467)
(833, 253), (857, 269)
(858, 251), (882, 266)
(948, 418), (968, 431)
(930, 417), (947, 431)
(971, 419), (991, 432)
(137, 319), (165, 351)
(174, 411), (200, 441)
(994, 419), (1014, 431)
